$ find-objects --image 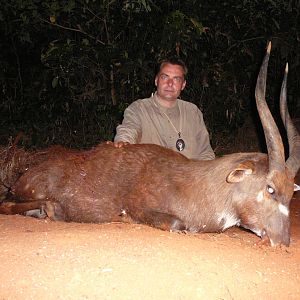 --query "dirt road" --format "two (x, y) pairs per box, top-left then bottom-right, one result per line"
(0, 190), (299, 300)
